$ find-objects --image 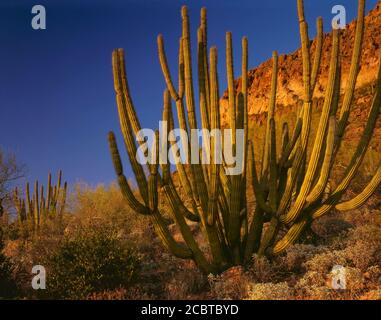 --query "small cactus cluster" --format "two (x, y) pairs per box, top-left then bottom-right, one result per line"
(108, 0), (381, 274)
(13, 171), (67, 231)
